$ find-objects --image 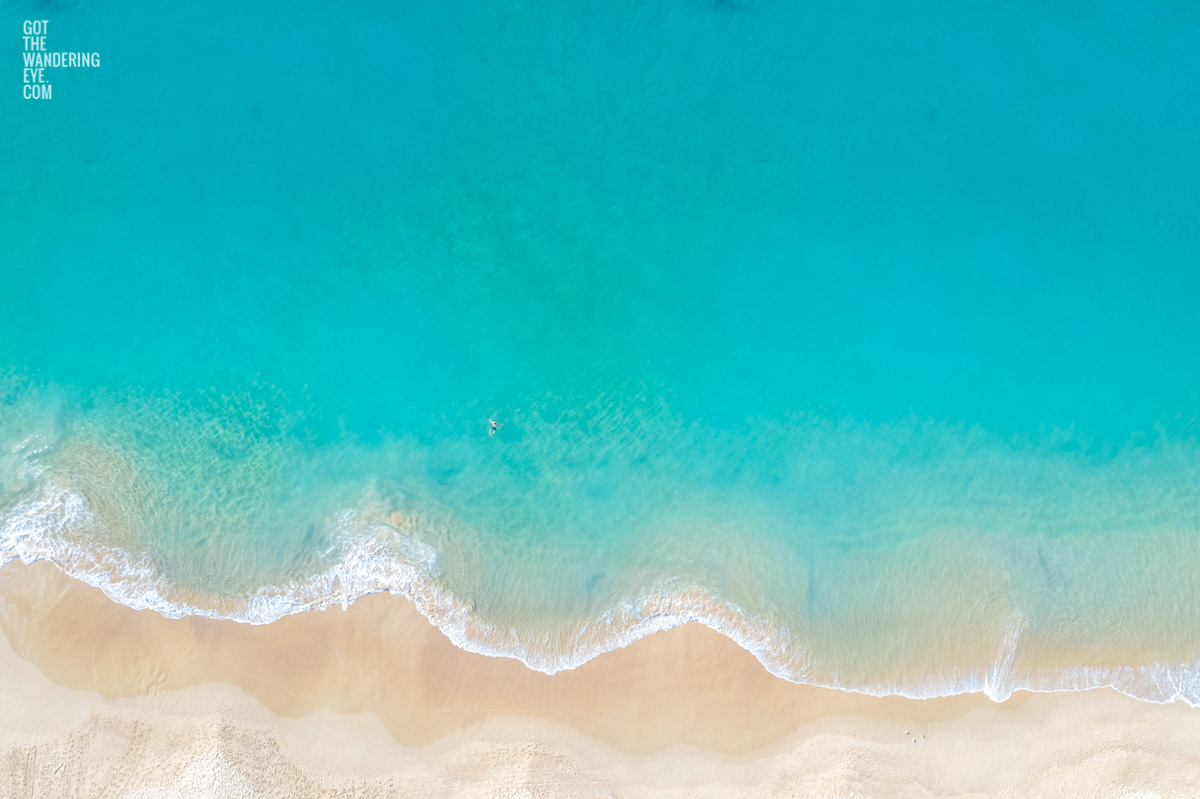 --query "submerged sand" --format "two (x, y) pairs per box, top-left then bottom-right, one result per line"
(0, 560), (1197, 797)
